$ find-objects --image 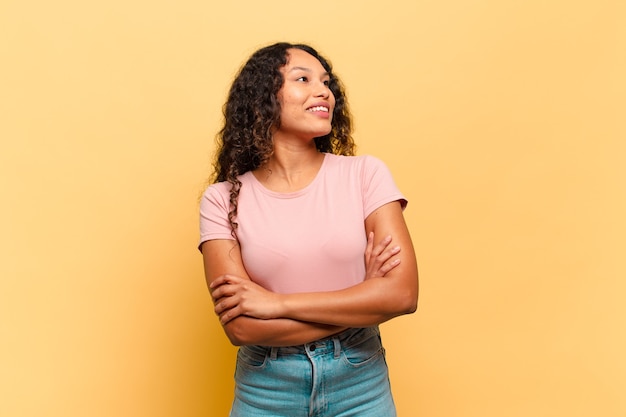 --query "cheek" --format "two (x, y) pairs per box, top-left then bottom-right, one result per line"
(283, 90), (305, 104)
(329, 93), (337, 111)
(281, 95), (305, 117)
(279, 105), (302, 128)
